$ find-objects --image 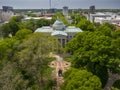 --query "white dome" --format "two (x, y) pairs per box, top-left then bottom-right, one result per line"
(53, 20), (65, 30)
